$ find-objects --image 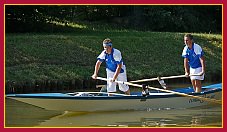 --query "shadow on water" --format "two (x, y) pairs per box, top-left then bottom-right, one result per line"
(5, 97), (222, 127)
(5, 98), (62, 127)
